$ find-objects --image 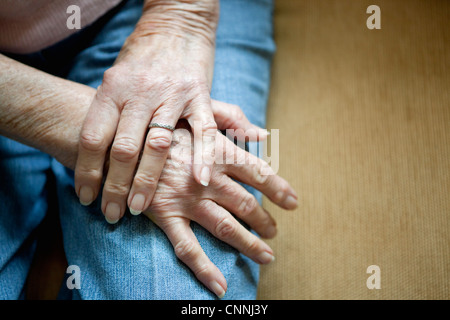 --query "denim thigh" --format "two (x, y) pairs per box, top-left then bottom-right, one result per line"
(0, 0), (275, 300)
